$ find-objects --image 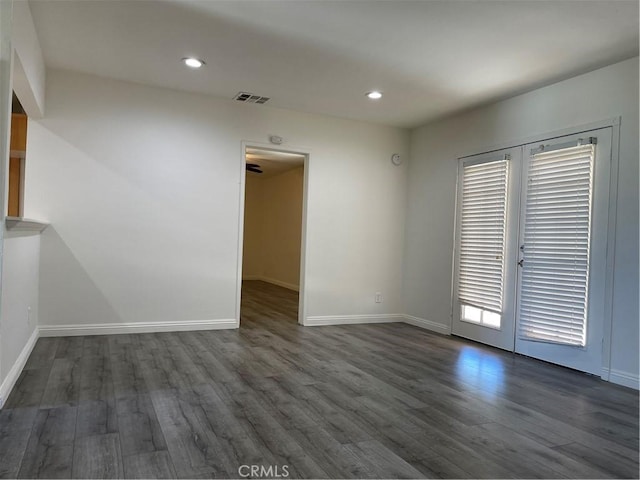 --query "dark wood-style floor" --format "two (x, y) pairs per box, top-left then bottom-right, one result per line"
(1, 280), (638, 479)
